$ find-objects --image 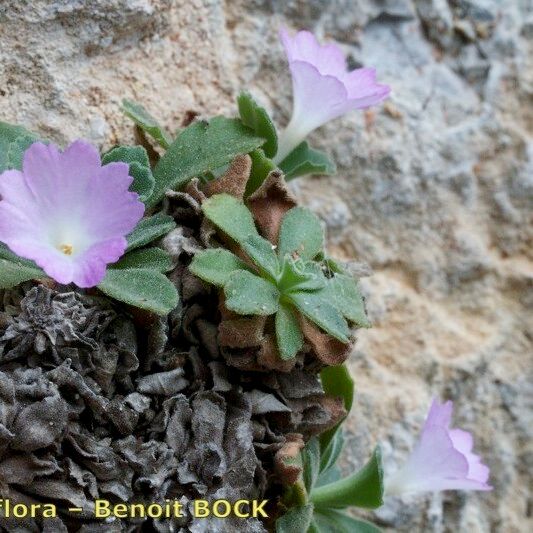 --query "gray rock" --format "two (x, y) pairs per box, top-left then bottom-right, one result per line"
(1, 0), (532, 531)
